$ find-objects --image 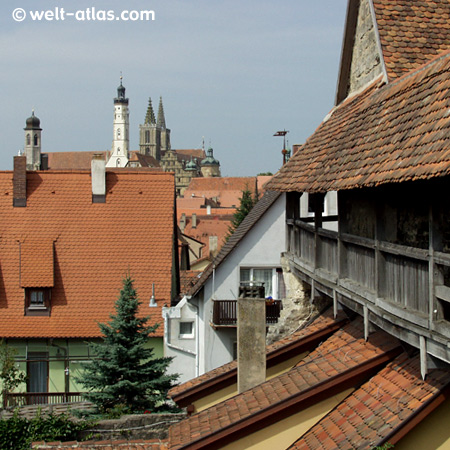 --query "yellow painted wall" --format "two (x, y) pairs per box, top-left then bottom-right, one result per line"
(394, 396), (450, 450)
(194, 353), (308, 413)
(221, 388), (353, 450)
